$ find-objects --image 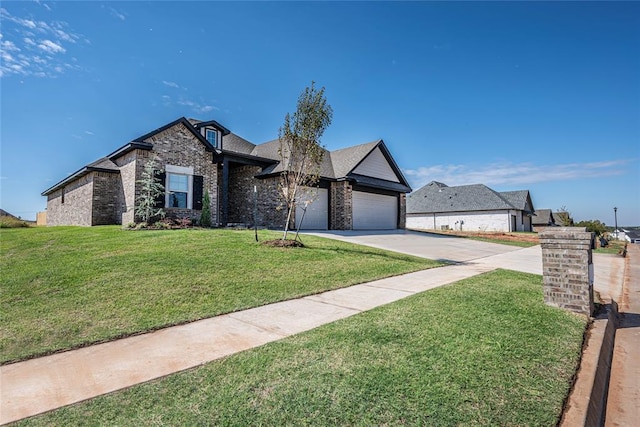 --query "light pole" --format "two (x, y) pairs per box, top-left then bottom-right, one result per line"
(614, 207), (618, 240)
